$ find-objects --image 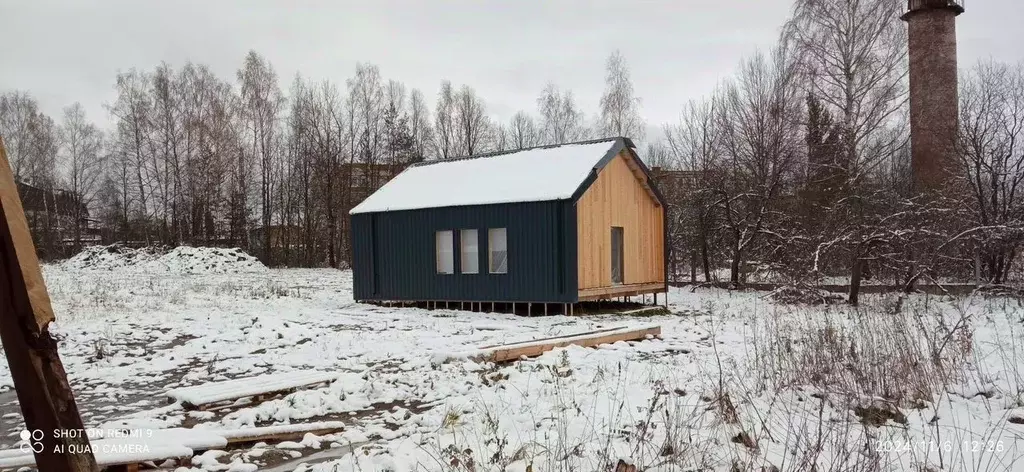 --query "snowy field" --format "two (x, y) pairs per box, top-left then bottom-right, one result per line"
(0, 263), (1022, 471)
